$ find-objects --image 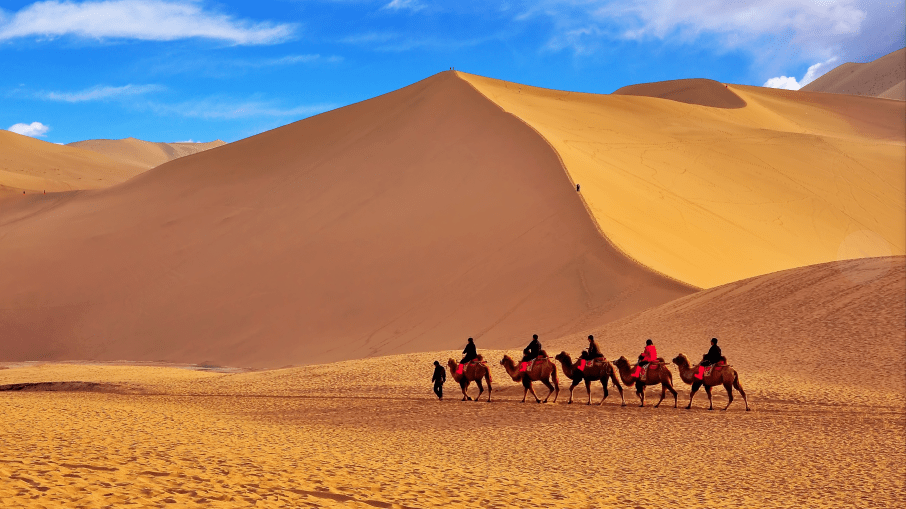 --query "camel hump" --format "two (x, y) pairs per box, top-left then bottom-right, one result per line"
(657, 357), (666, 363)
(539, 349), (549, 358)
(476, 353), (484, 361)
